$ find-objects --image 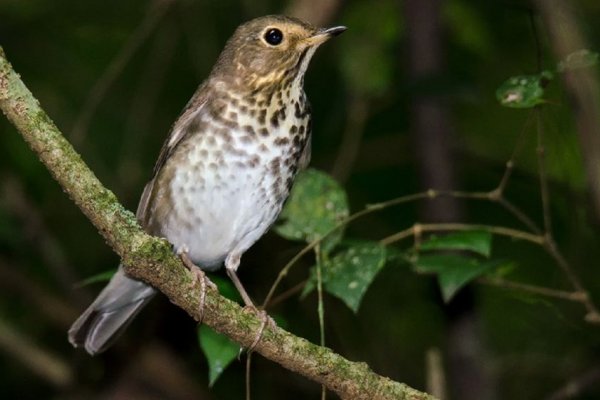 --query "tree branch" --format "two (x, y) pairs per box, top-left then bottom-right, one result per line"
(0, 47), (435, 400)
